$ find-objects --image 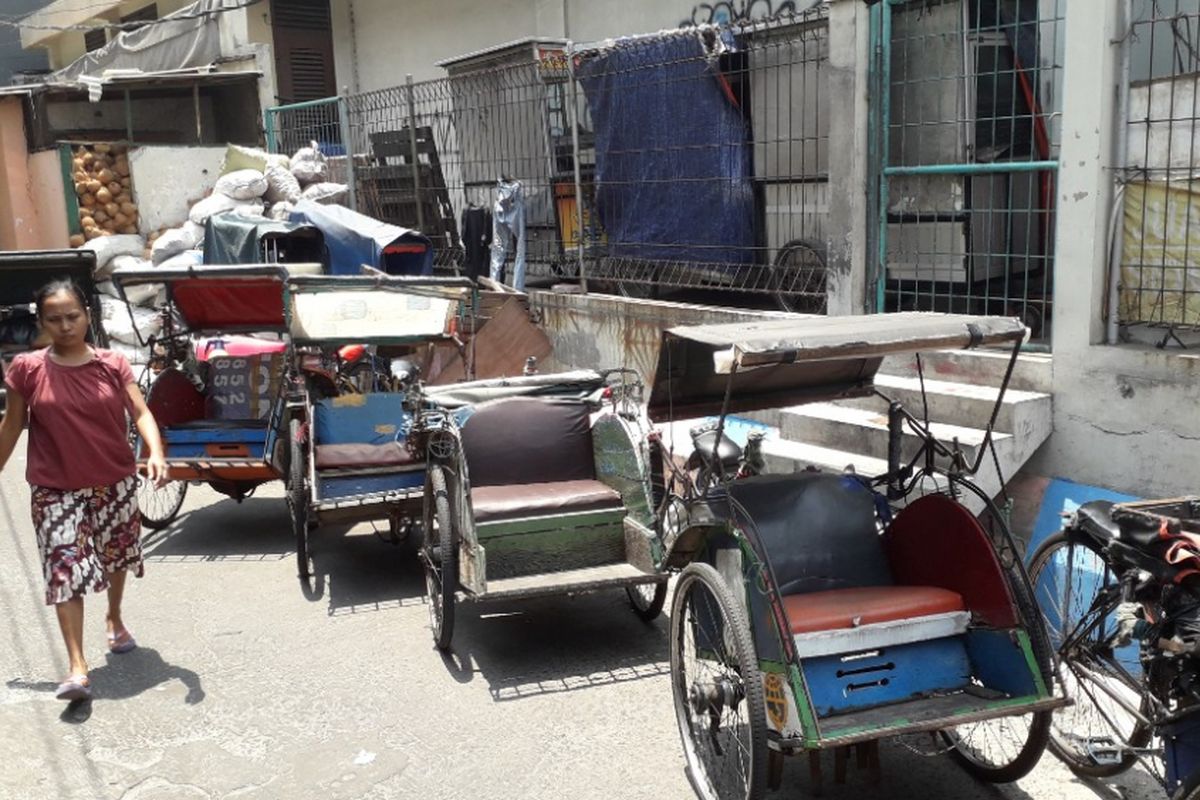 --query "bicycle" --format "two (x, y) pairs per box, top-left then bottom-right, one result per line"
(1028, 497), (1200, 798)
